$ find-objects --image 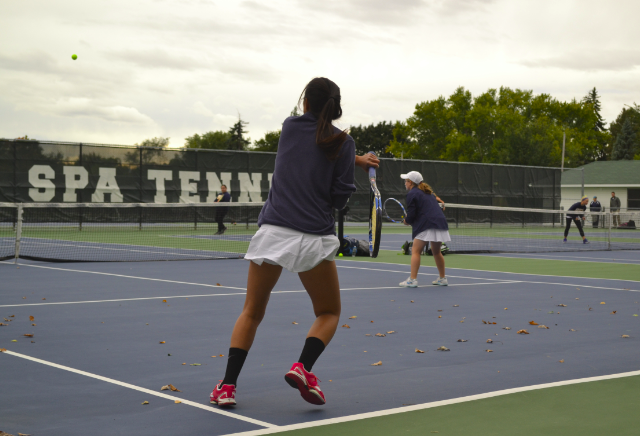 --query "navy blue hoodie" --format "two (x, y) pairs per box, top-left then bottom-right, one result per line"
(258, 113), (356, 235)
(405, 187), (449, 239)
